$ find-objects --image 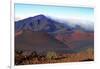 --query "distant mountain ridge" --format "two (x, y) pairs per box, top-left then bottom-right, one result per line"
(15, 14), (69, 34)
(15, 14), (94, 36)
